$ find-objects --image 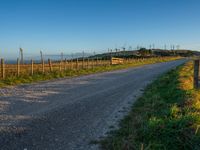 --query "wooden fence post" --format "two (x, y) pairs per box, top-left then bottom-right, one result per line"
(1, 58), (5, 79)
(70, 59), (72, 70)
(82, 57), (84, 69)
(110, 56), (112, 65)
(99, 58), (101, 66)
(59, 61), (62, 72)
(76, 58), (79, 70)
(105, 58), (107, 66)
(65, 59), (67, 71)
(42, 59), (45, 74)
(198, 60), (200, 79)
(87, 58), (89, 69)
(96, 57), (98, 66)
(92, 58), (94, 69)
(31, 59), (34, 75)
(48, 59), (53, 72)
(194, 60), (199, 89)
(17, 58), (20, 77)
